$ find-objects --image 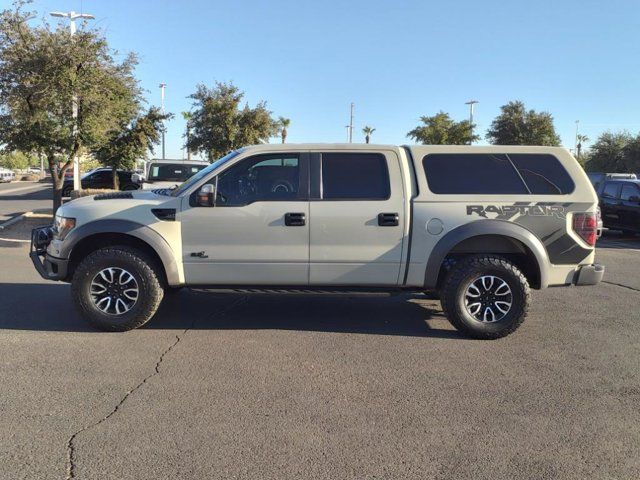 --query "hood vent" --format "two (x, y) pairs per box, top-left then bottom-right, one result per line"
(151, 208), (176, 221)
(94, 192), (134, 201)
